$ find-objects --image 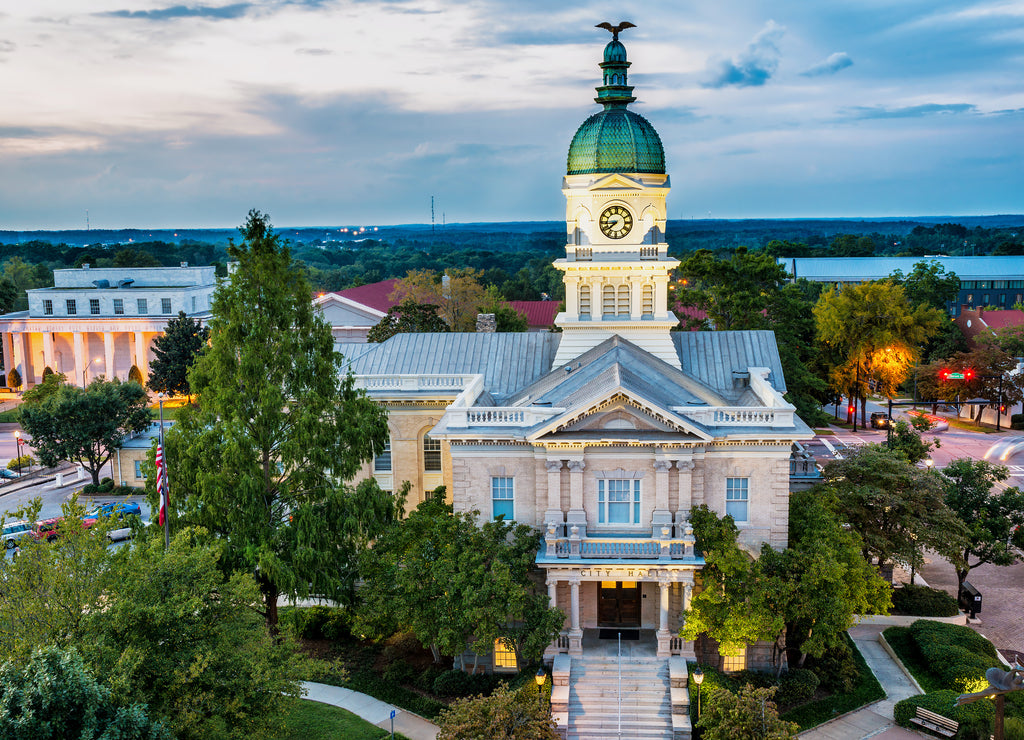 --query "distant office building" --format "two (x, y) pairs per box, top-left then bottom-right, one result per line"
(0, 264), (215, 389)
(778, 256), (1024, 315)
